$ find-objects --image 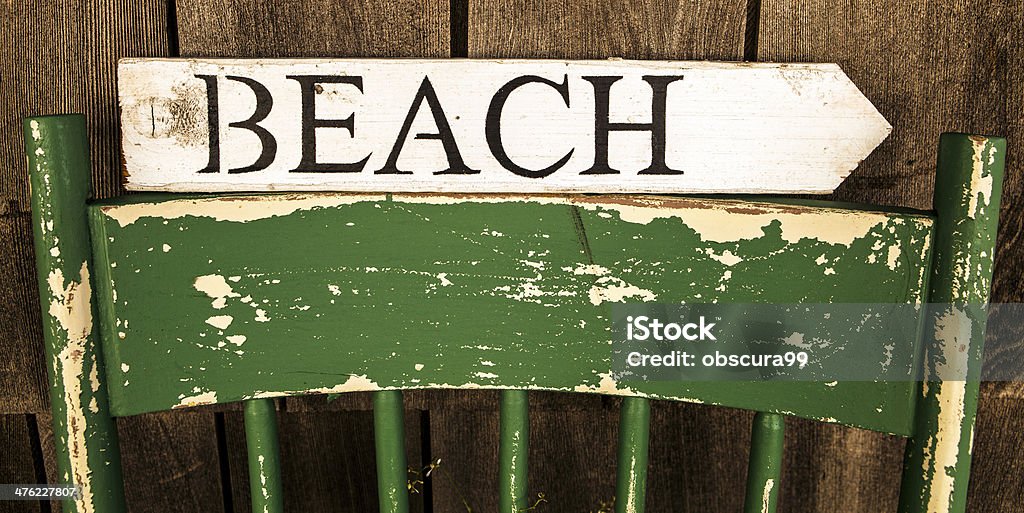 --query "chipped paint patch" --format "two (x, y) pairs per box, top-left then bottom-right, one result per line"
(707, 248), (743, 266)
(206, 315), (233, 330)
(102, 193), (388, 227)
(761, 478), (775, 513)
(437, 273), (453, 286)
(390, 193), (932, 247)
(886, 244), (901, 271)
(46, 261), (97, 513)
(176, 390), (218, 408)
(967, 138), (995, 219)
(588, 278), (657, 306)
(563, 263), (657, 305)
(924, 307), (973, 513)
(574, 197), (903, 246)
(194, 274), (240, 309)
(573, 372), (637, 396)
